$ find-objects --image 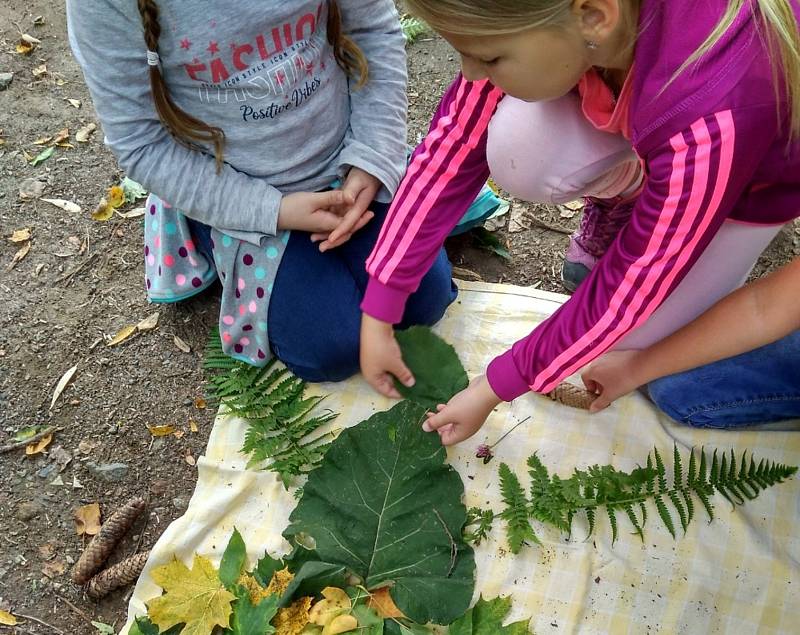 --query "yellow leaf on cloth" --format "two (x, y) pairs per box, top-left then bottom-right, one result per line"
(273, 595), (312, 635)
(146, 555), (235, 635)
(74, 502), (101, 536)
(0, 610), (17, 626)
(25, 433), (52, 455)
(367, 587), (404, 619)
